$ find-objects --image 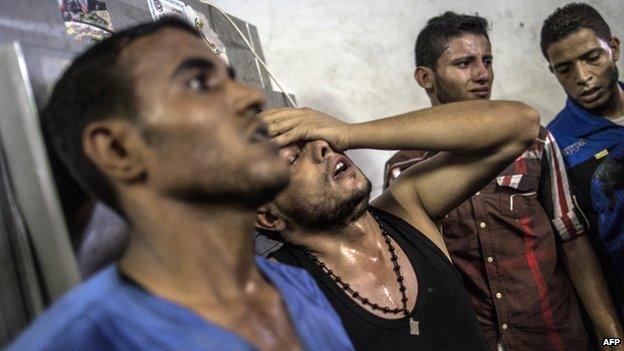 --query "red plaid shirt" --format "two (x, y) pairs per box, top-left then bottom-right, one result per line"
(384, 127), (588, 350)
